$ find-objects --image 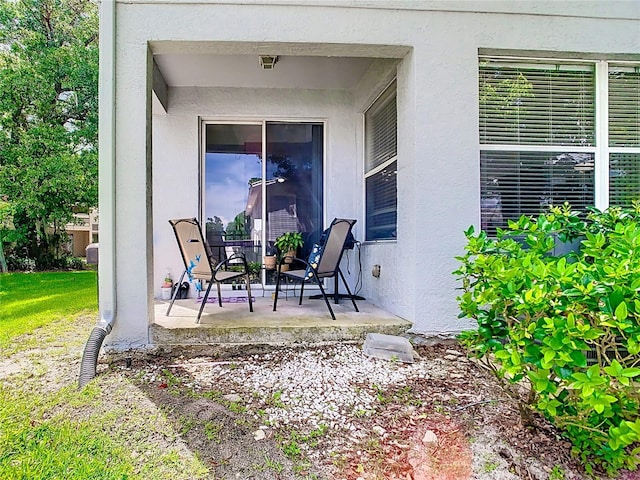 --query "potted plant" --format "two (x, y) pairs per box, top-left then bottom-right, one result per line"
(161, 273), (173, 300)
(275, 231), (304, 264)
(263, 246), (277, 270)
(248, 261), (262, 282)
